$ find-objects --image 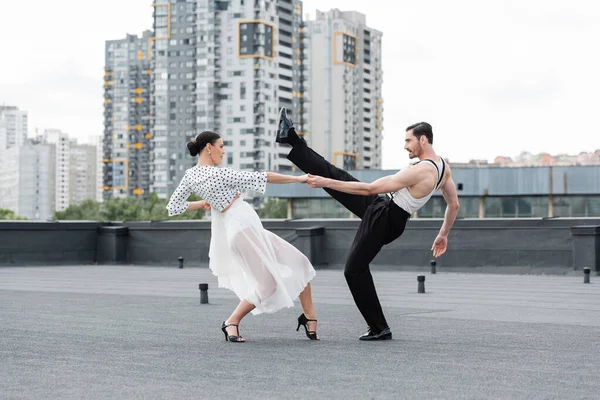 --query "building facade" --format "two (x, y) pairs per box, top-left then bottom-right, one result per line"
(0, 146), (20, 215)
(44, 129), (70, 212)
(0, 105), (28, 151)
(264, 164), (600, 219)
(0, 132), (102, 220)
(92, 135), (104, 203)
(103, 31), (153, 200)
(495, 150), (600, 167)
(301, 9), (383, 170)
(0, 140), (55, 220)
(0, 113), (7, 154)
(69, 142), (99, 206)
(149, 0), (303, 202)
